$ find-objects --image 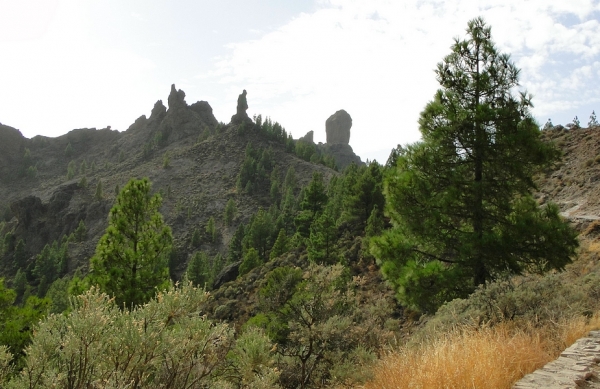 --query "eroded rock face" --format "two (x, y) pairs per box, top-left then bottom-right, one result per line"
(167, 84), (187, 111)
(149, 100), (167, 122)
(231, 89), (252, 124)
(299, 130), (314, 144)
(326, 110), (352, 145)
